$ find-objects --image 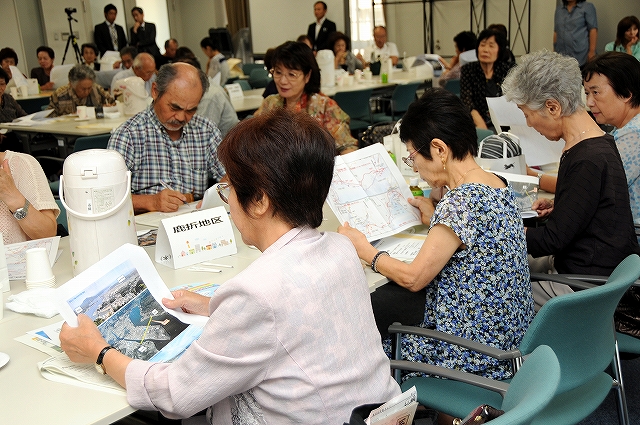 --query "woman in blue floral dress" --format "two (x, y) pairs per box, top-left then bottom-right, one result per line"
(339, 87), (534, 380)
